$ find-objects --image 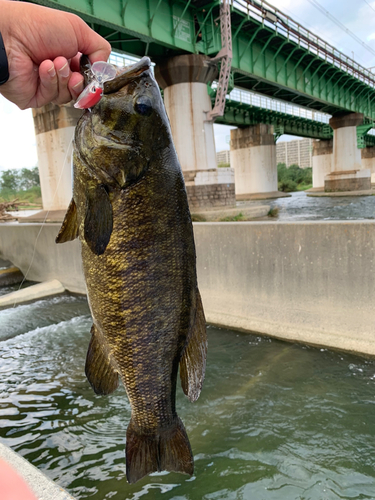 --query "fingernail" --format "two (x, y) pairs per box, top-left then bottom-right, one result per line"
(58, 63), (70, 78)
(48, 65), (56, 78)
(73, 80), (84, 93)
